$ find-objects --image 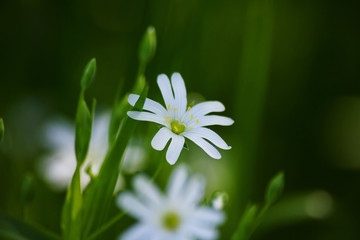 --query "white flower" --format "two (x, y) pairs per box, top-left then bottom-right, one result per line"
(127, 73), (234, 165)
(38, 113), (109, 190)
(38, 112), (144, 191)
(117, 166), (225, 240)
